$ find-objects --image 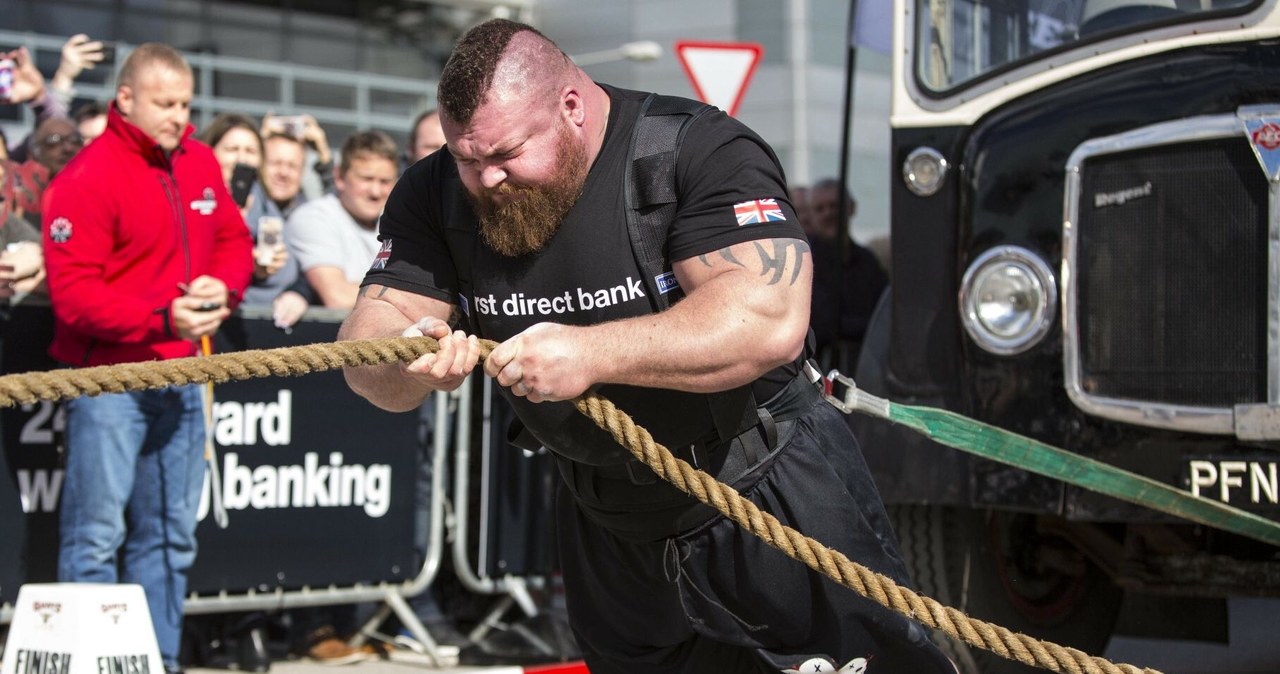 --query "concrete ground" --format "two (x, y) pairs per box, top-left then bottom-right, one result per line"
(182, 598), (1279, 674)
(187, 648), (586, 674)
